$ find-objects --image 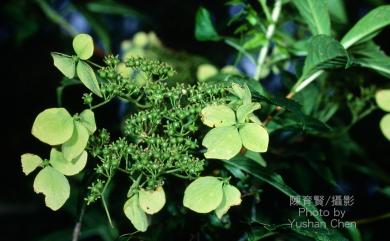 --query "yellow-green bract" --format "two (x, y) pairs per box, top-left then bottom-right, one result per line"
(31, 108), (74, 146)
(21, 154), (43, 175)
(73, 33), (94, 60)
(138, 187), (166, 214)
(49, 148), (88, 176)
(33, 166), (70, 211)
(123, 194), (149, 232)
